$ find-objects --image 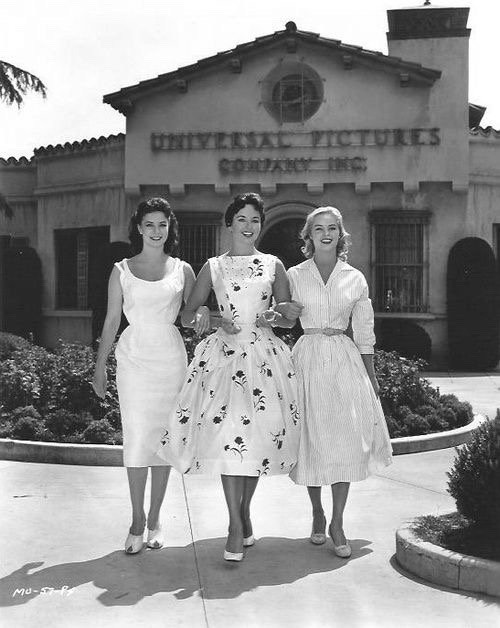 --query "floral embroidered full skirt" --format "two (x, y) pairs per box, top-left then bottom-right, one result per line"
(157, 326), (300, 476)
